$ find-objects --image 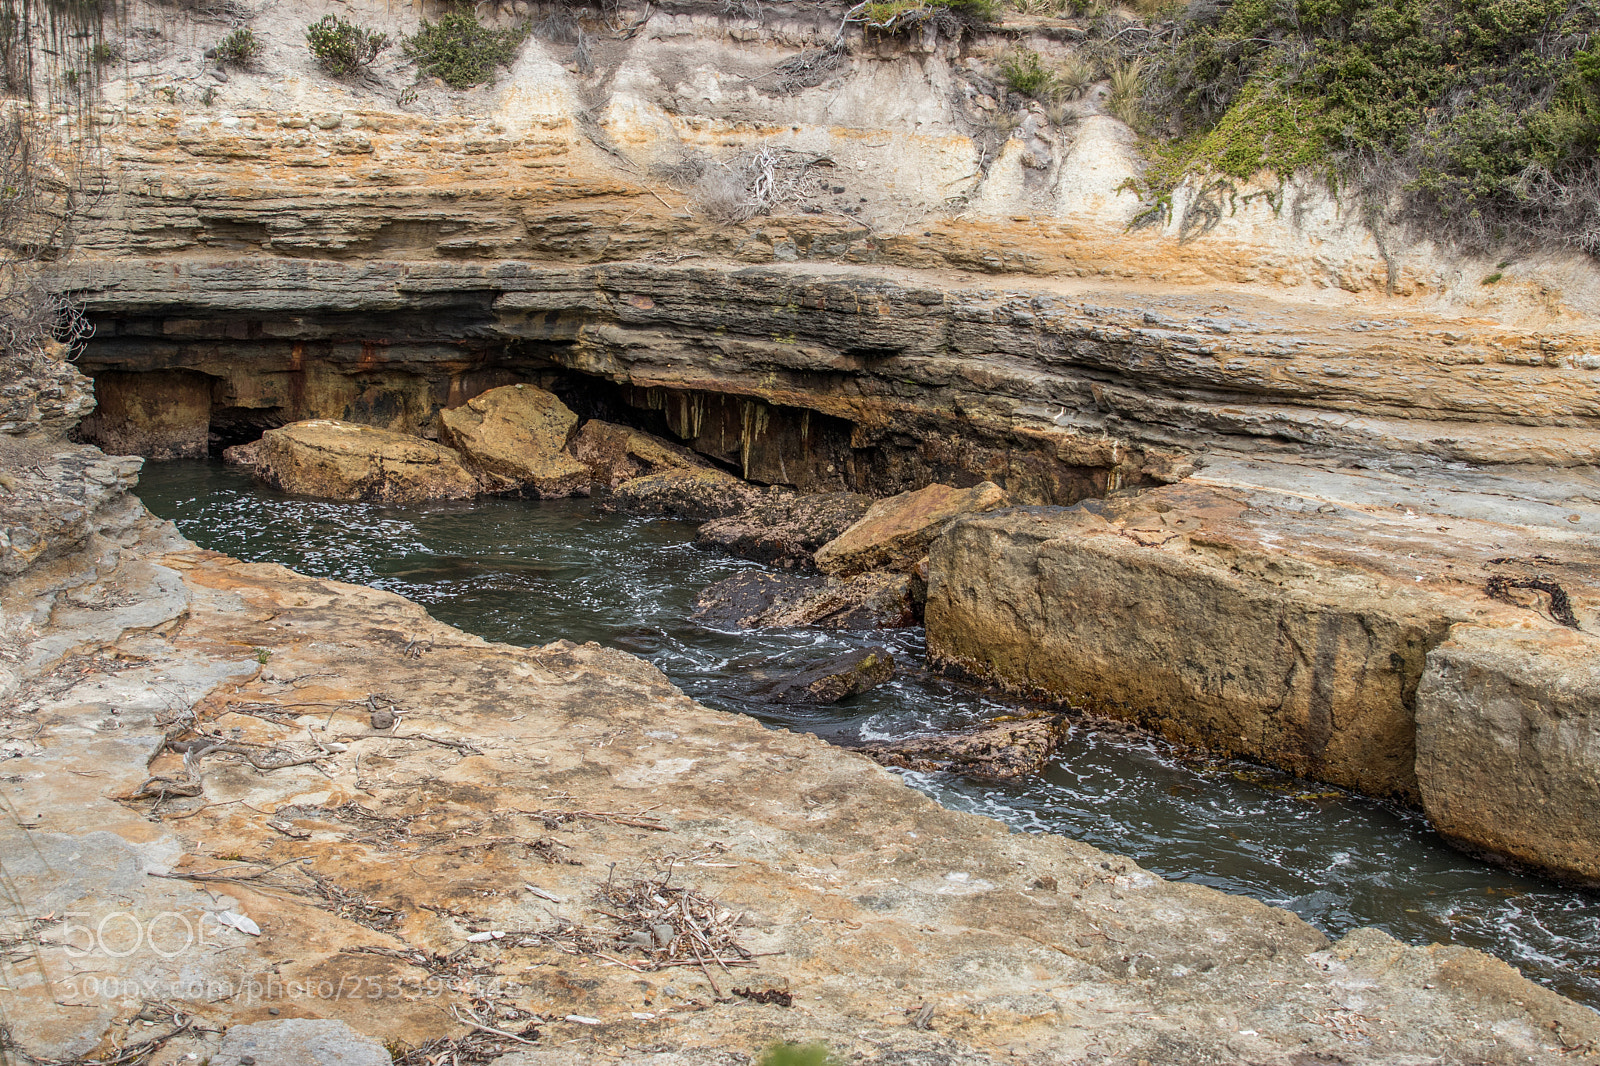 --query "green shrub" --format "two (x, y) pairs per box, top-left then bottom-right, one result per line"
(1105, 58), (1143, 126)
(214, 27), (259, 68)
(306, 15), (389, 77)
(859, 0), (997, 34)
(1001, 48), (1053, 97)
(402, 10), (527, 89)
(759, 1043), (841, 1066)
(1134, 0), (1600, 255)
